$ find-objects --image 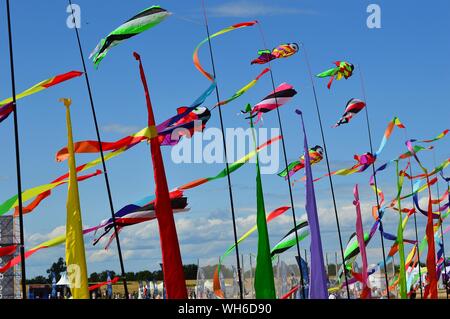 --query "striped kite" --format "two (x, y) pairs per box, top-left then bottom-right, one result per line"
(317, 61), (354, 89)
(90, 6), (170, 67)
(333, 98), (366, 128)
(251, 43), (299, 65)
(242, 83), (297, 123)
